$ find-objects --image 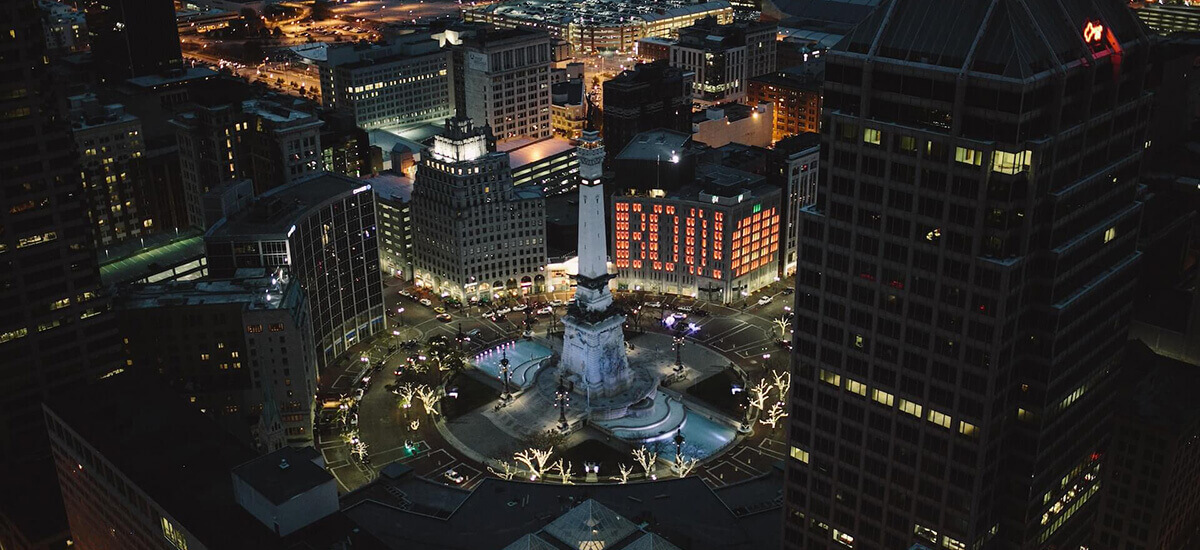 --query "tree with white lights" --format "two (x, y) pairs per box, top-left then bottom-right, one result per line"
(613, 463), (634, 484)
(394, 382), (416, 409)
(551, 459), (574, 484)
(774, 315), (792, 340)
(488, 460), (516, 480)
(748, 378), (771, 412)
(632, 446), (658, 478)
(673, 454), (699, 478)
(514, 447), (555, 480)
(350, 440), (369, 461)
(415, 384), (440, 416)
(771, 370), (791, 402)
(760, 400), (789, 428)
